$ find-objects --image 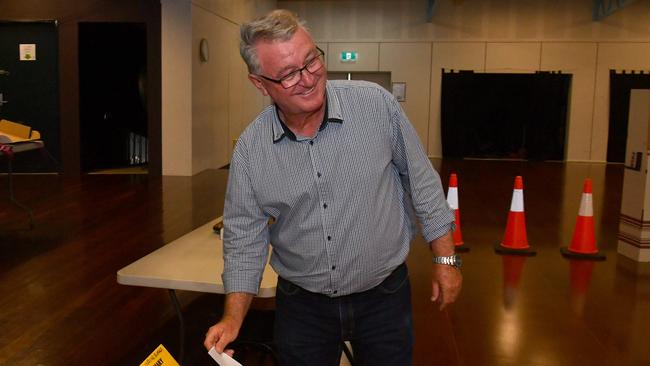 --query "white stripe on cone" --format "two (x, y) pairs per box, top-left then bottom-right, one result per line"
(510, 189), (524, 212)
(447, 187), (459, 209)
(578, 192), (593, 217)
